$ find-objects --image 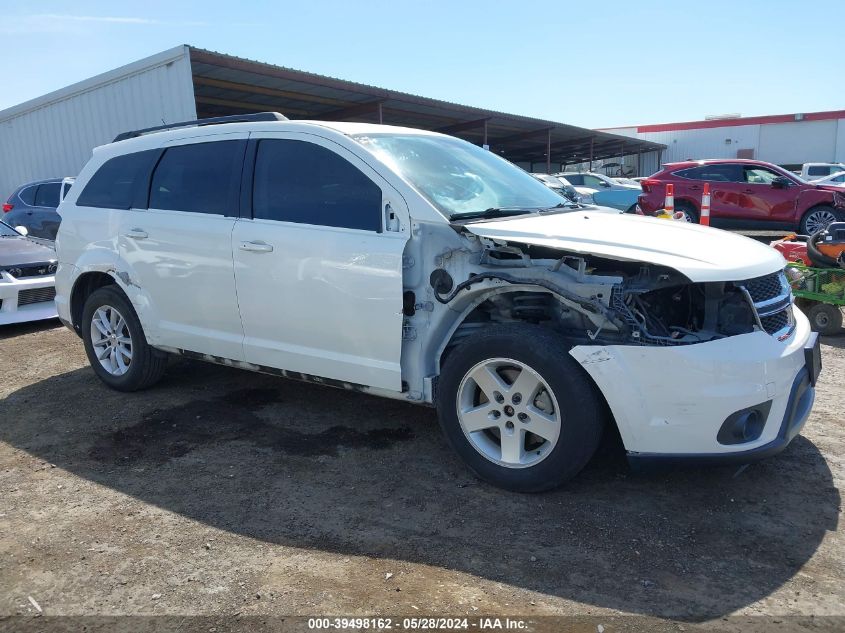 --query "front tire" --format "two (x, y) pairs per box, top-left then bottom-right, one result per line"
(807, 302), (843, 335)
(800, 206), (840, 235)
(436, 324), (605, 492)
(674, 201), (698, 223)
(81, 286), (167, 391)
